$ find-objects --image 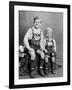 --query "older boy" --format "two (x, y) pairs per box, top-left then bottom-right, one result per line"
(24, 16), (46, 78)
